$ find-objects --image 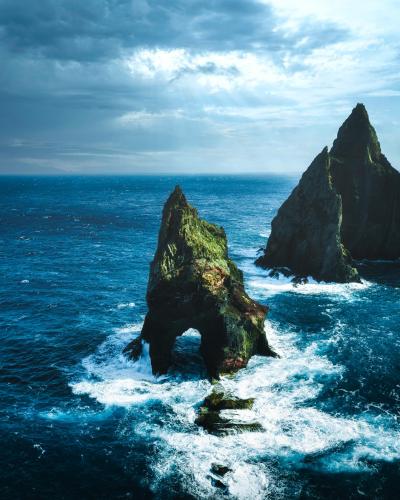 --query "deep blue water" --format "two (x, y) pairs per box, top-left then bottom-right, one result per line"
(1, 175), (399, 499)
